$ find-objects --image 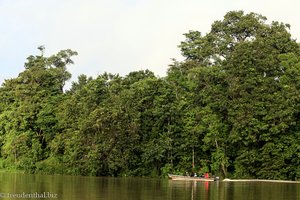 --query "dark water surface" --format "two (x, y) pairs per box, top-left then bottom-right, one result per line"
(0, 172), (299, 200)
